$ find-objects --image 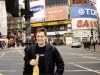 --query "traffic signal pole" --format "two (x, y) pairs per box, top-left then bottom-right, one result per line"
(25, 0), (31, 48)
